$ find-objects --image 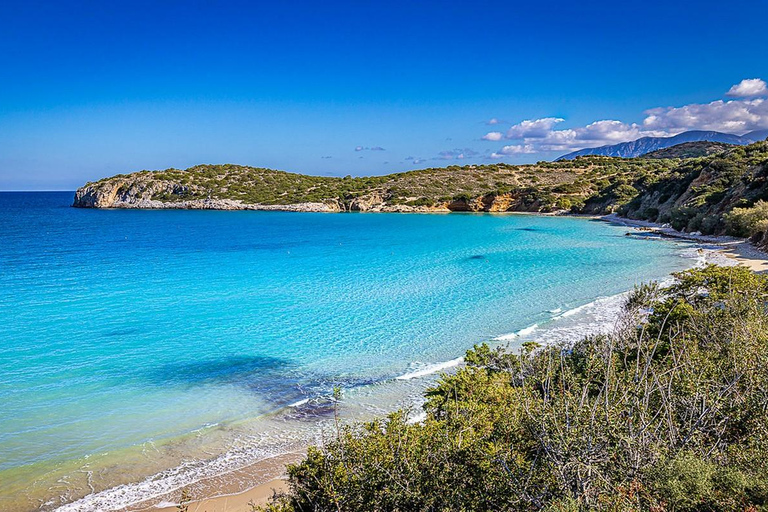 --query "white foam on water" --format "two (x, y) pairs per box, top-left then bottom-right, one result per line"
(527, 293), (628, 347)
(493, 323), (538, 341)
(54, 441), (301, 512)
(288, 398), (310, 408)
(516, 324), (538, 336)
(557, 301), (594, 318)
(395, 357), (464, 380)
